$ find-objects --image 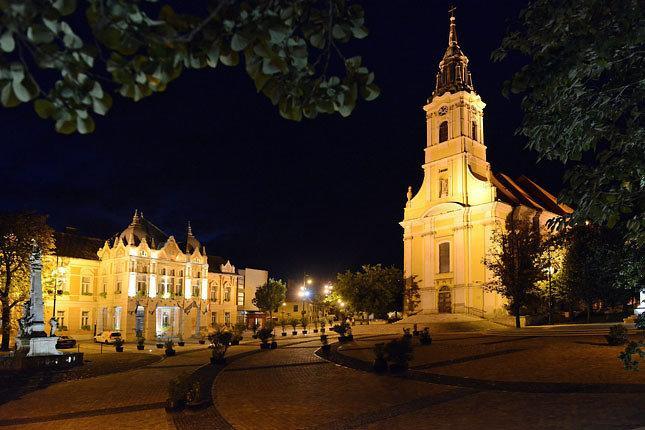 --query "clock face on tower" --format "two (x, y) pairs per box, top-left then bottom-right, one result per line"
(438, 106), (448, 116)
